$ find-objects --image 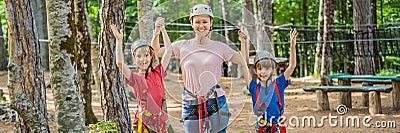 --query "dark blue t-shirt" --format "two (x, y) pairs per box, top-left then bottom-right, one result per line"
(248, 74), (289, 124)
